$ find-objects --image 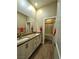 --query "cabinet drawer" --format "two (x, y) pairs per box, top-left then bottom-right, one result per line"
(36, 36), (41, 46)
